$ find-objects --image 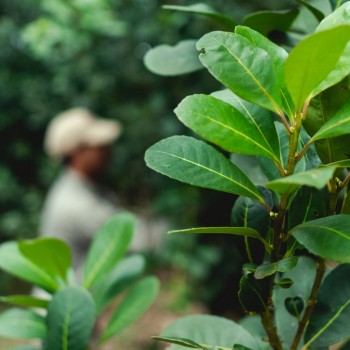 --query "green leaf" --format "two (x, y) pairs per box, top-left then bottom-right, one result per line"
(239, 270), (270, 313)
(266, 166), (336, 195)
(210, 89), (280, 154)
(273, 256), (317, 347)
(100, 276), (159, 341)
(0, 308), (46, 340)
(330, 0), (349, 10)
(230, 187), (274, 262)
(291, 214), (350, 262)
(168, 227), (271, 252)
(163, 3), (237, 30)
(175, 94), (280, 161)
(46, 287), (95, 350)
(305, 78), (350, 163)
(197, 30), (283, 114)
(305, 264), (350, 347)
(0, 295), (49, 309)
(312, 6), (350, 96)
(235, 26), (295, 117)
(239, 315), (268, 350)
(159, 314), (261, 350)
(145, 136), (263, 201)
(83, 212), (134, 289)
(285, 25), (350, 111)
(153, 336), (206, 349)
(241, 9), (299, 36)
(19, 238), (71, 282)
(285, 296), (304, 318)
(92, 254), (146, 313)
(288, 187), (328, 229)
(258, 122), (307, 181)
(0, 241), (59, 292)
(254, 257), (298, 279)
(144, 40), (203, 76)
(319, 2), (350, 29)
(311, 100), (350, 141)
(233, 345), (255, 350)
(231, 187), (274, 236)
(298, 0), (325, 22)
